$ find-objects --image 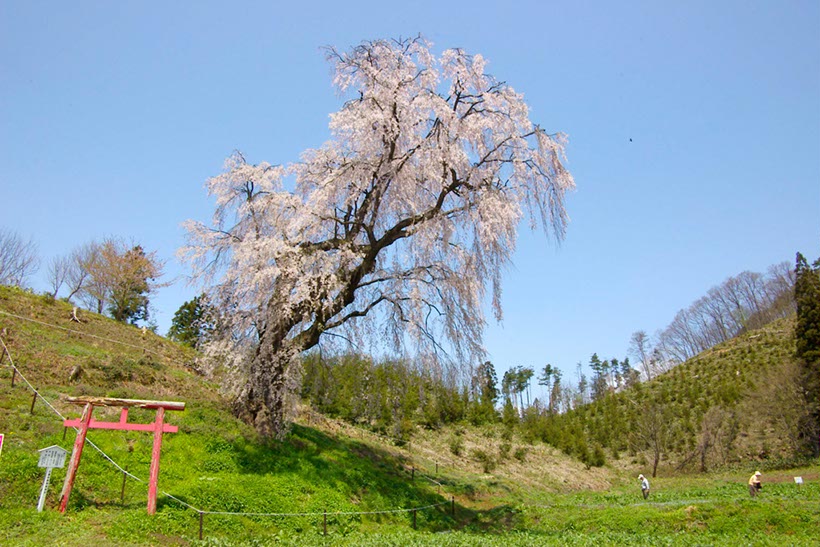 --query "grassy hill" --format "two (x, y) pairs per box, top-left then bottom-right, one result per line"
(544, 315), (808, 476)
(1, 285), (819, 546)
